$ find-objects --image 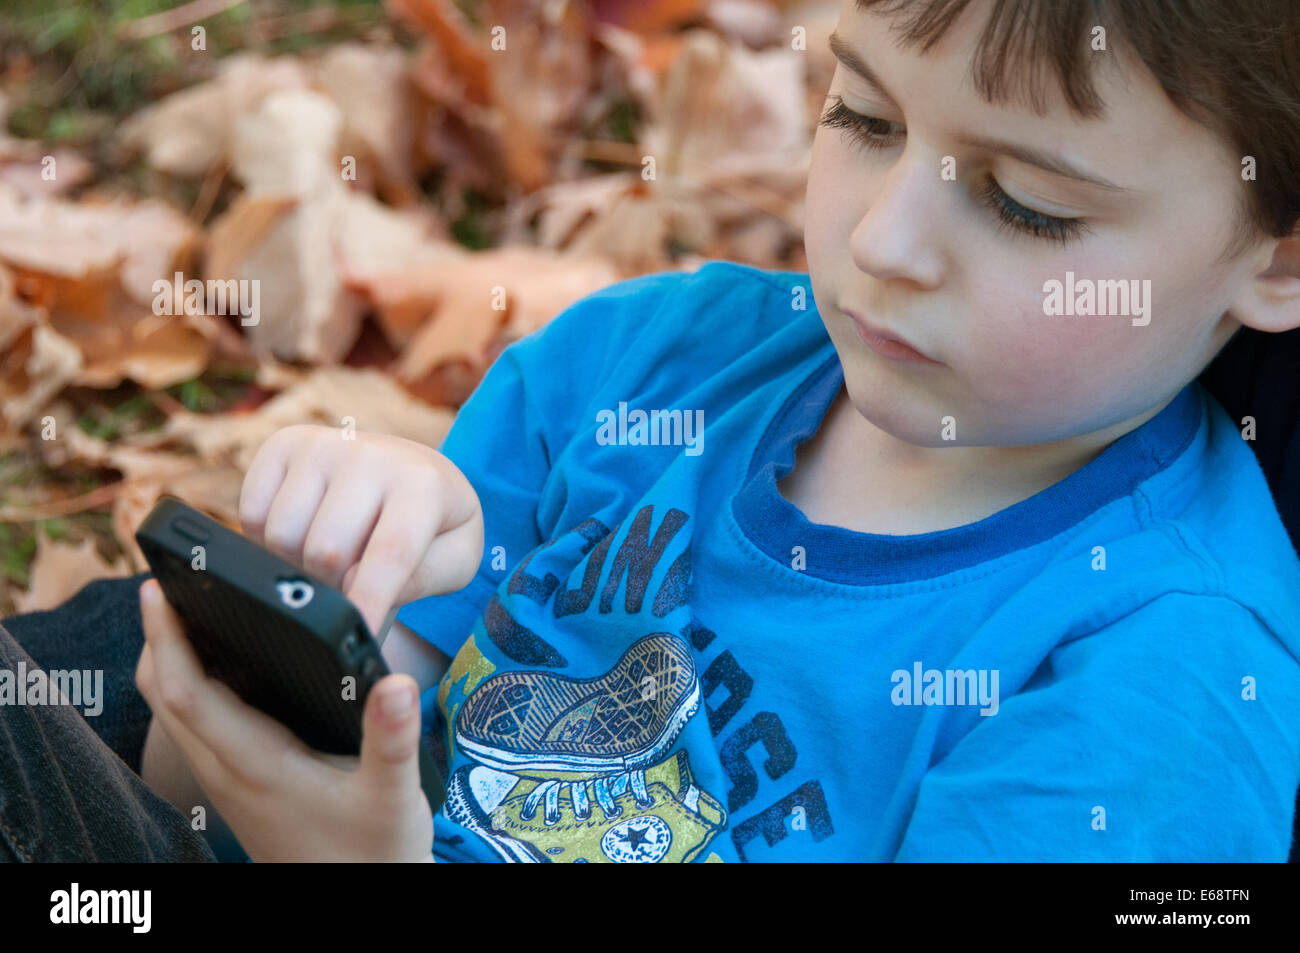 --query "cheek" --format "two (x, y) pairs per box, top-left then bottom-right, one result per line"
(804, 133), (833, 261)
(805, 129), (862, 263)
(959, 277), (1160, 411)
